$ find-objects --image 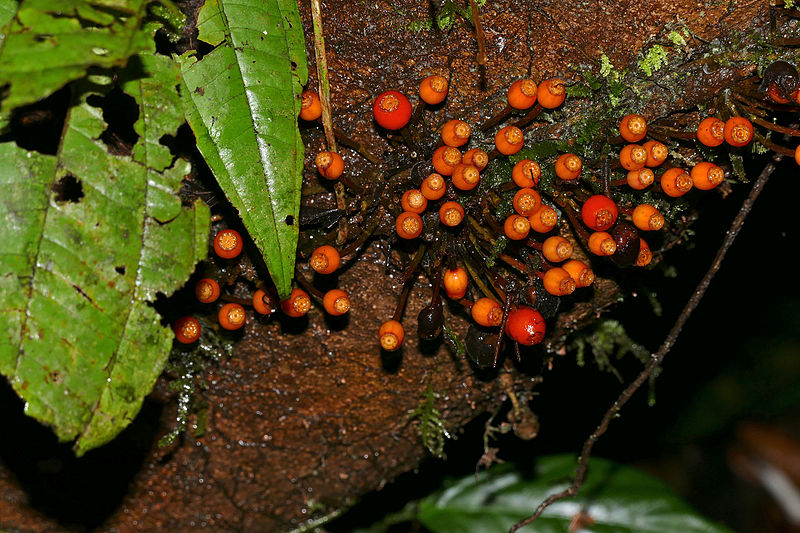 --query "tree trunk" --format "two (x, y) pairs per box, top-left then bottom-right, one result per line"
(0, 0), (769, 531)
